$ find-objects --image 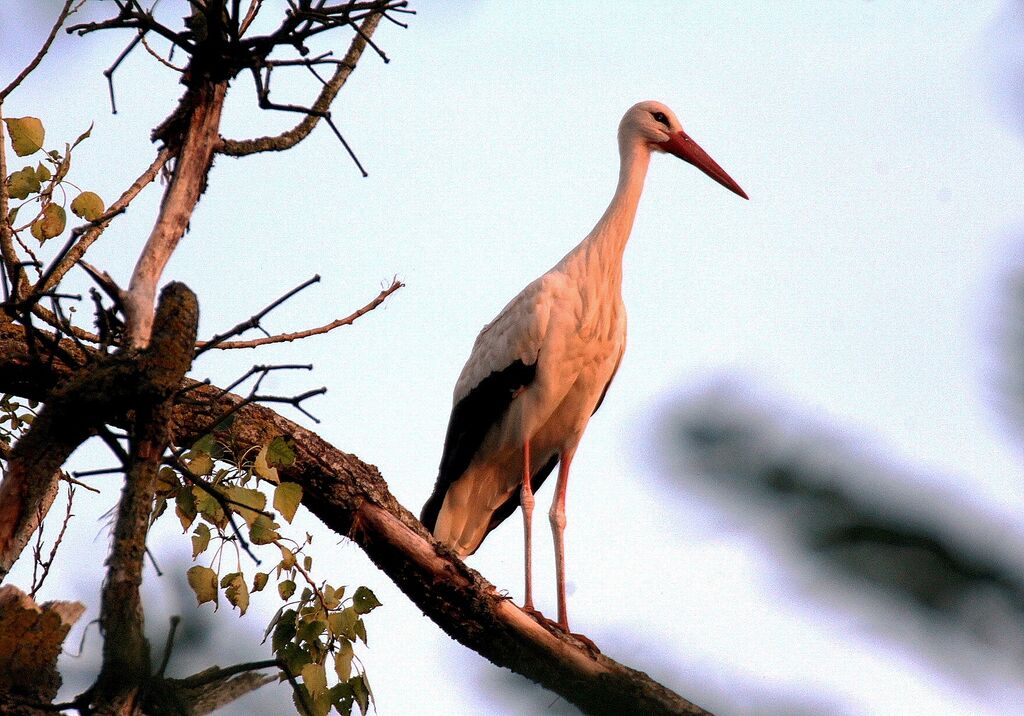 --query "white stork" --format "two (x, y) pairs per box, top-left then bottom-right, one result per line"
(421, 100), (747, 631)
